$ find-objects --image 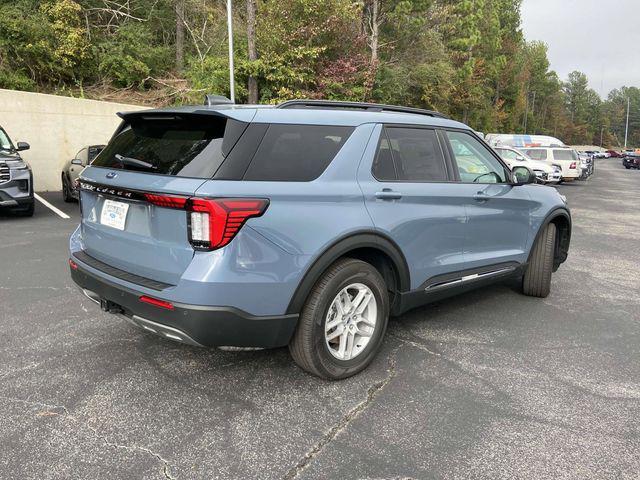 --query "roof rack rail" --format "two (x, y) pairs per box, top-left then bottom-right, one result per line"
(204, 94), (234, 106)
(276, 99), (448, 119)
